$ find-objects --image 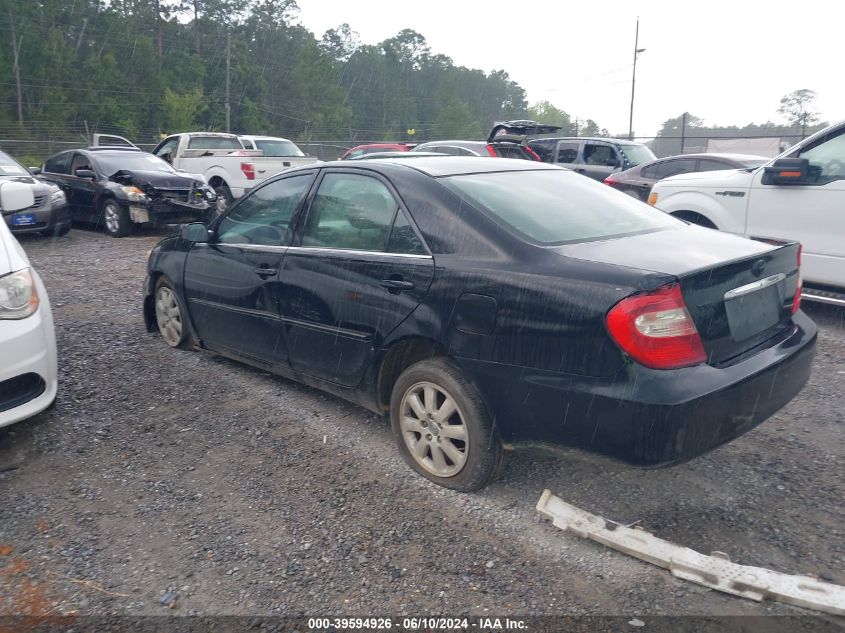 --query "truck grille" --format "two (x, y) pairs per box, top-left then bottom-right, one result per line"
(26, 194), (47, 209)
